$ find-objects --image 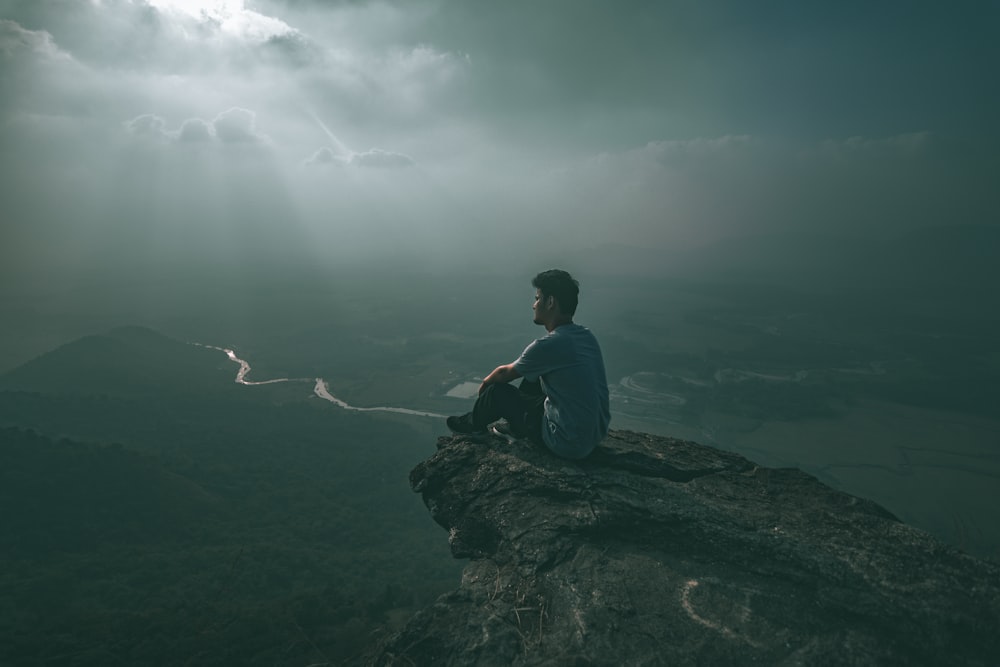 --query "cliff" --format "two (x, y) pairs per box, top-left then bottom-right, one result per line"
(370, 430), (999, 666)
